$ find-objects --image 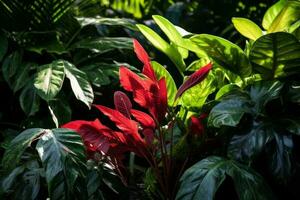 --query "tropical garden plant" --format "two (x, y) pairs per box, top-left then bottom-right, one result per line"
(1, 0), (300, 199)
